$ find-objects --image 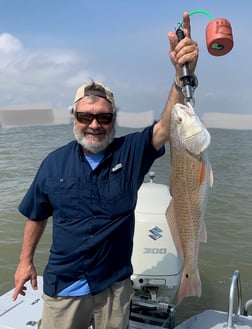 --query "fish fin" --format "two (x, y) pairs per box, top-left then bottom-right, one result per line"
(176, 270), (202, 306)
(165, 199), (184, 260)
(199, 159), (206, 185)
(200, 221), (207, 243)
(169, 170), (175, 197)
(209, 162), (214, 187)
